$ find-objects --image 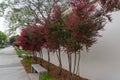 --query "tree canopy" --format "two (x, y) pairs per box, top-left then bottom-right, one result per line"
(9, 35), (19, 45)
(0, 31), (7, 45)
(0, 0), (70, 35)
(0, 0), (120, 36)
